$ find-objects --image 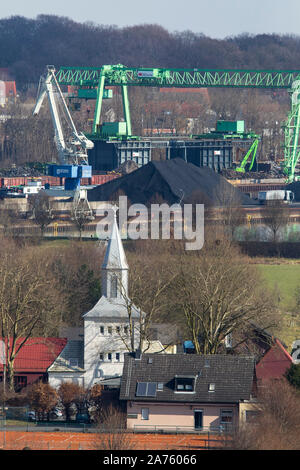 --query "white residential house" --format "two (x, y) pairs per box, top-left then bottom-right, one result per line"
(48, 210), (141, 389)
